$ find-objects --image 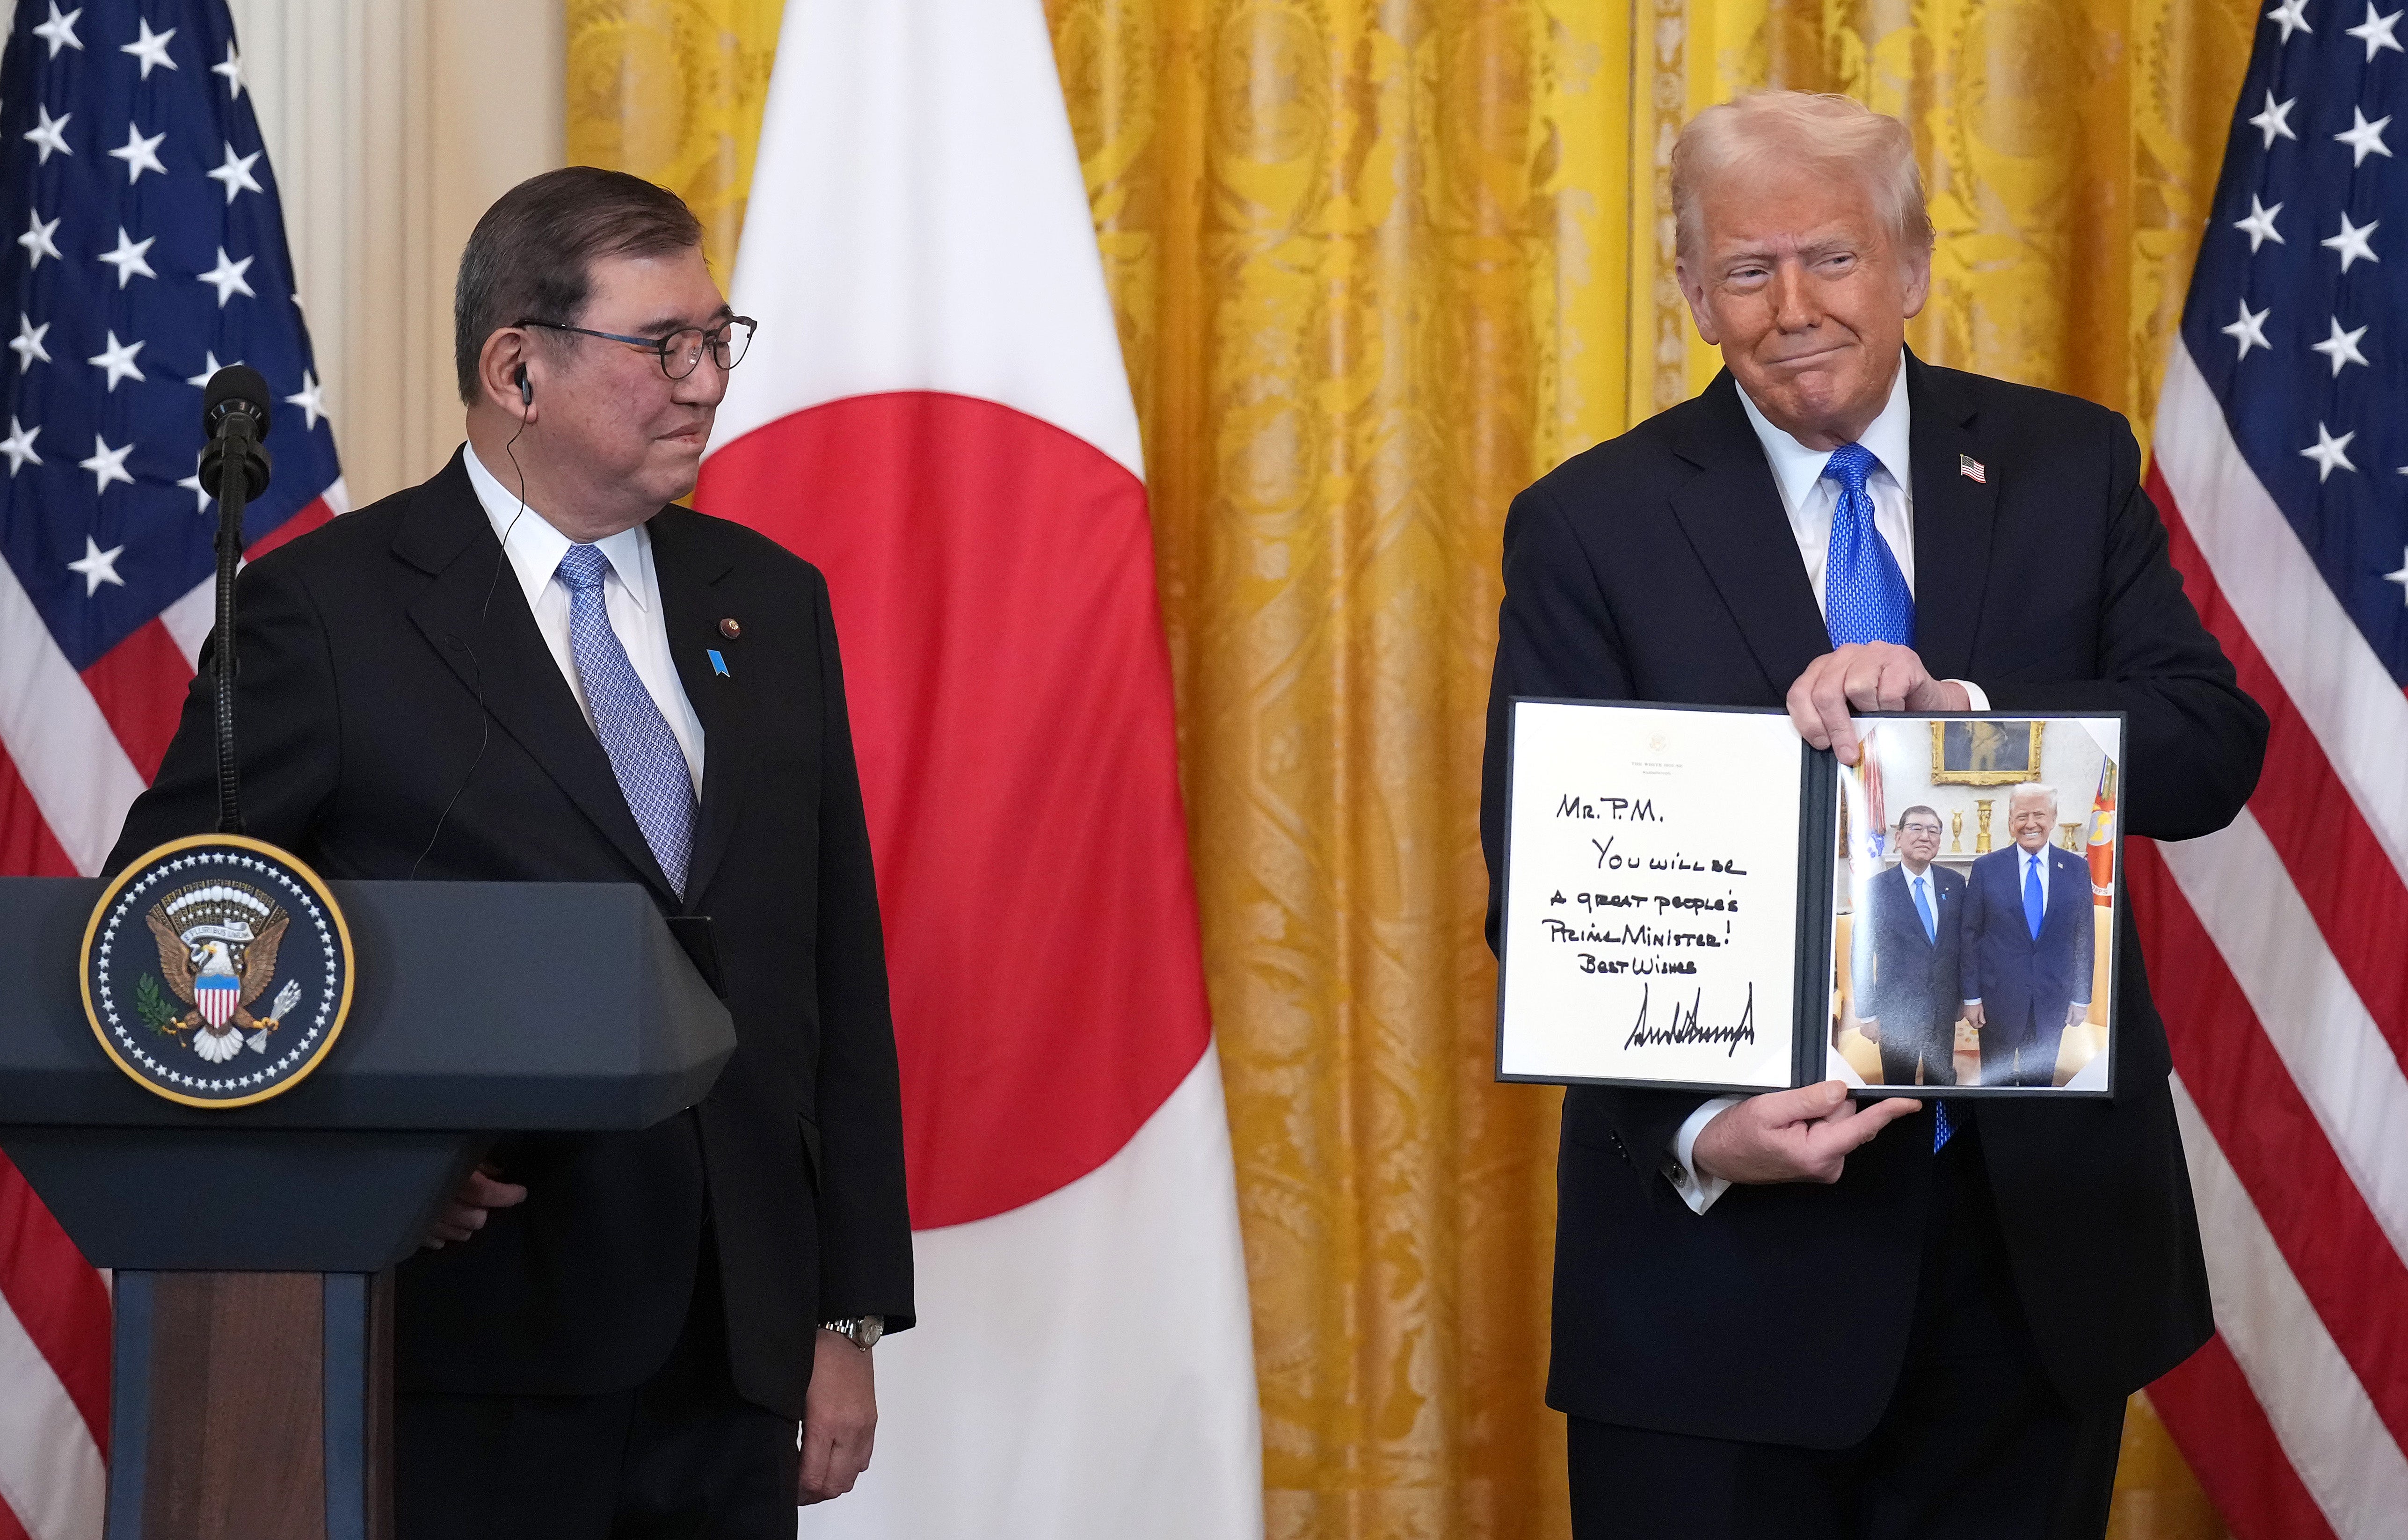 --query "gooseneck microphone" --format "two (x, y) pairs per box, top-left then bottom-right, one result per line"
(196, 365), (276, 835)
